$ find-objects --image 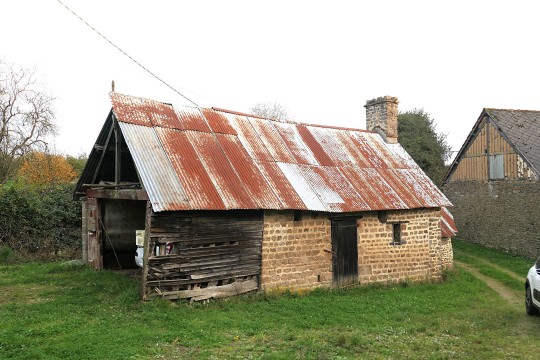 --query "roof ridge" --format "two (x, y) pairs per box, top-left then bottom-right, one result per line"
(486, 107), (540, 114)
(211, 107), (374, 133)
